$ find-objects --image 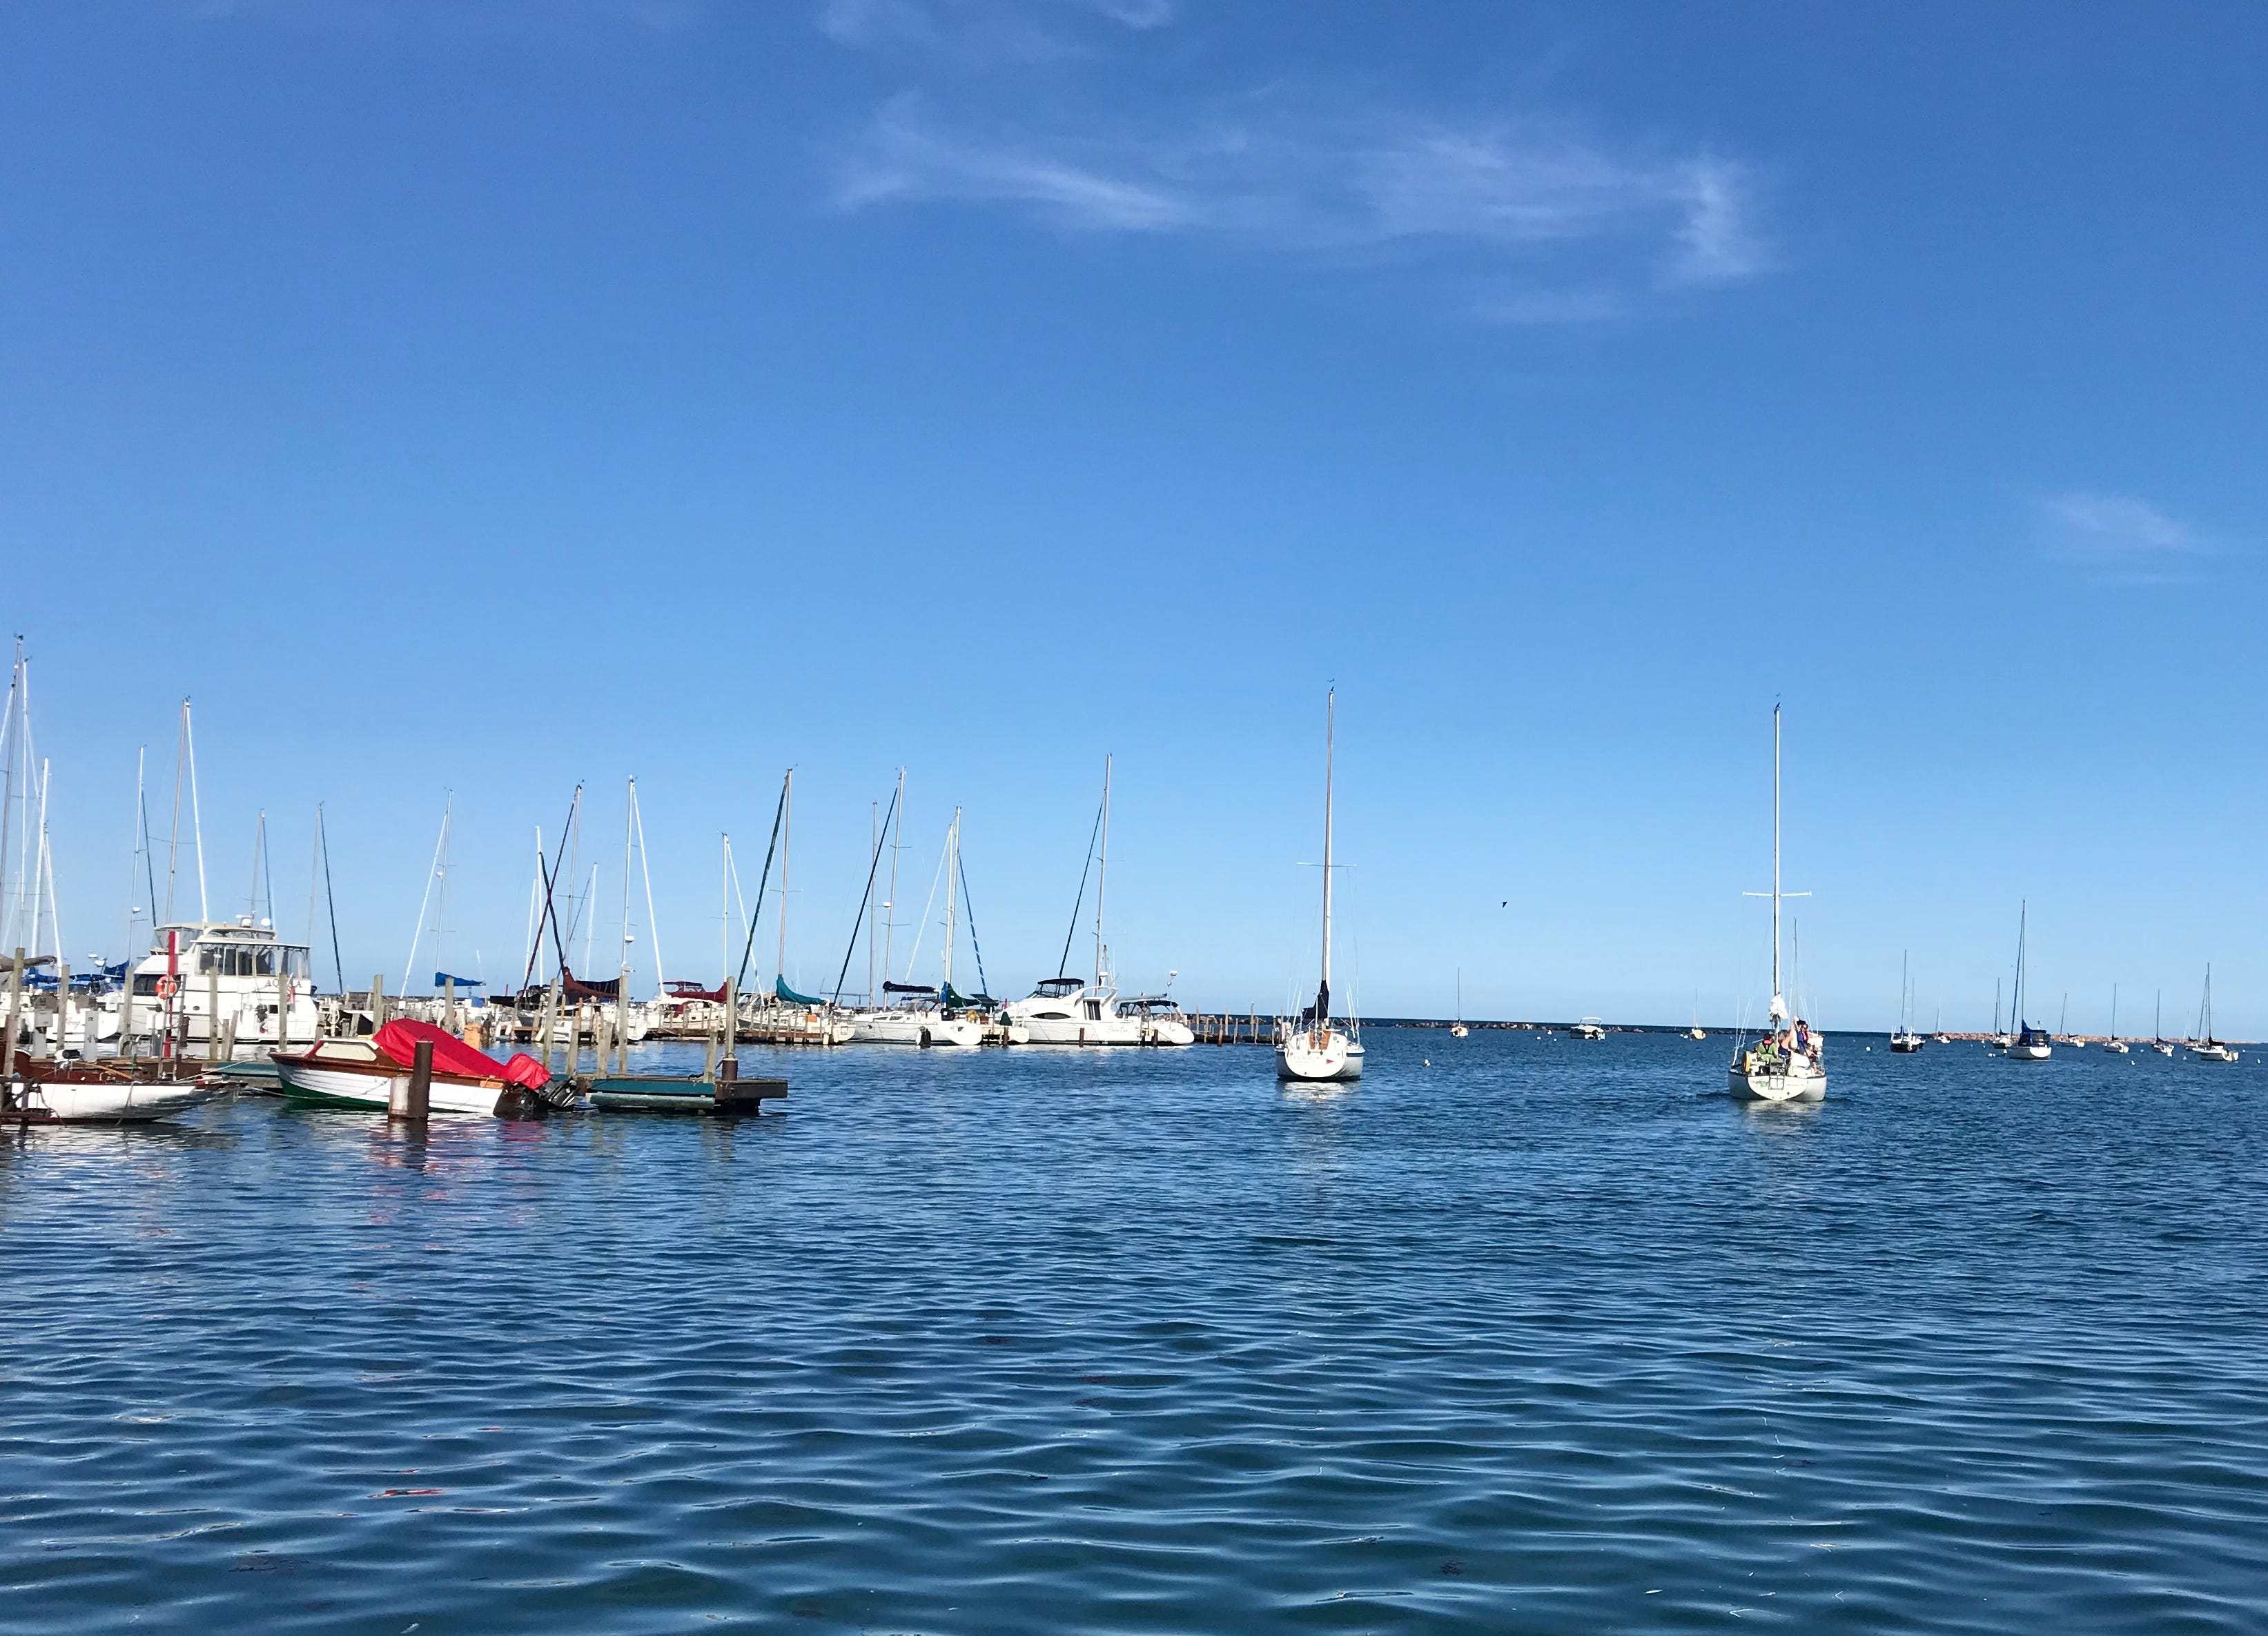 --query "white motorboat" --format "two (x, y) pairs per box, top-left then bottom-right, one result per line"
(2002, 904), (2052, 1061)
(2189, 967), (2238, 1061)
(1277, 689), (1363, 1085)
(119, 918), (324, 1050)
(1122, 994), (1196, 1046)
(1570, 1018), (1607, 1041)
(1728, 705), (1826, 1103)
